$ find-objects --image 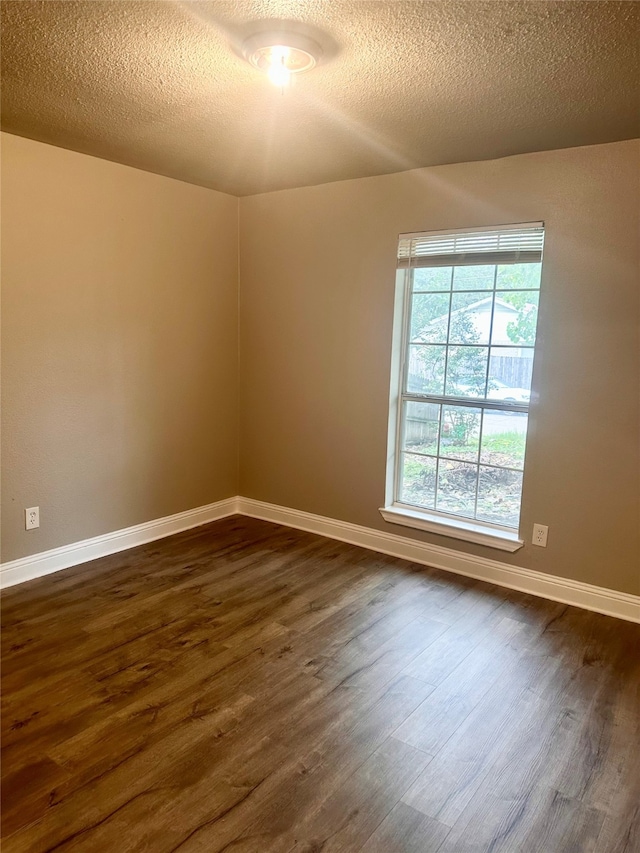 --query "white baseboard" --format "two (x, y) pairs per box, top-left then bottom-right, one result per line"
(2, 495), (638, 624)
(0, 497), (238, 589)
(237, 498), (640, 624)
